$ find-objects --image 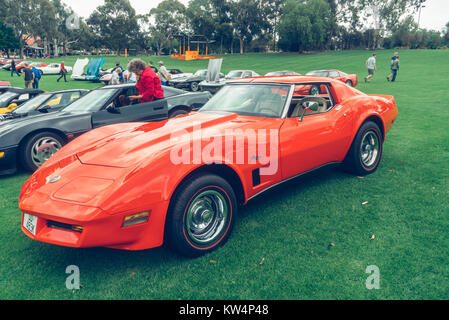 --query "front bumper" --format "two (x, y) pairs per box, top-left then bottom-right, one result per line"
(0, 146), (18, 175)
(21, 199), (170, 250)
